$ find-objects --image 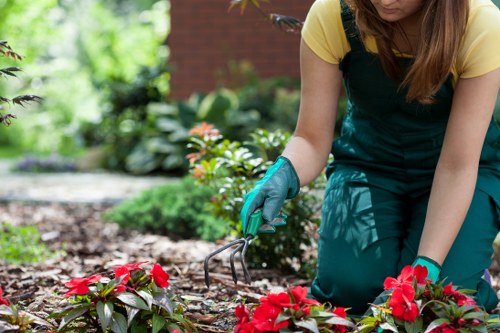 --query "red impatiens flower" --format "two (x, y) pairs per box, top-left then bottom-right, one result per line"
(235, 304), (257, 333)
(113, 261), (148, 282)
(384, 265), (427, 290)
(290, 286), (321, 307)
(64, 274), (102, 298)
(260, 291), (294, 309)
(332, 307), (348, 333)
(150, 264), (169, 288)
(388, 284), (419, 322)
(443, 283), (476, 306)
(428, 323), (458, 333)
(251, 302), (289, 332)
(0, 287), (9, 306)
